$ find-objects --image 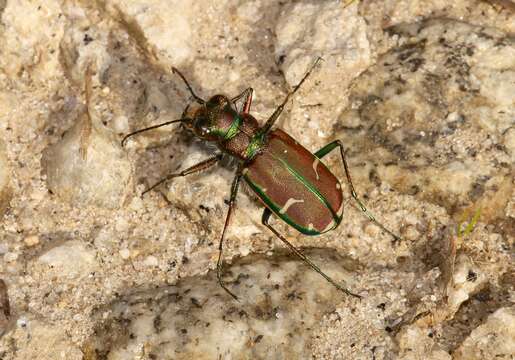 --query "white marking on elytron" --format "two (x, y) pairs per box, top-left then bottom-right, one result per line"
(279, 198), (304, 214)
(284, 150), (288, 153)
(262, 188), (267, 193)
(312, 158), (320, 180)
(322, 219), (336, 233)
(308, 223), (314, 231)
(336, 183), (341, 190)
(242, 168), (249, 175)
